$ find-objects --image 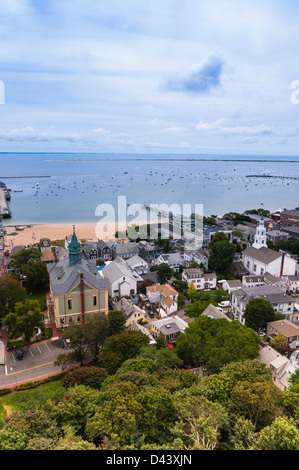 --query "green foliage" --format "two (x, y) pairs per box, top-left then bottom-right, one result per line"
(150, 263), (173, 283)
(0, 276), (26, 318)
(244, 298), (276, 331)
(3, 299), (43, 345)
(97, 330), (150, 374)
(208, 240), (236, 274)
(176, 316), (259, 372)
